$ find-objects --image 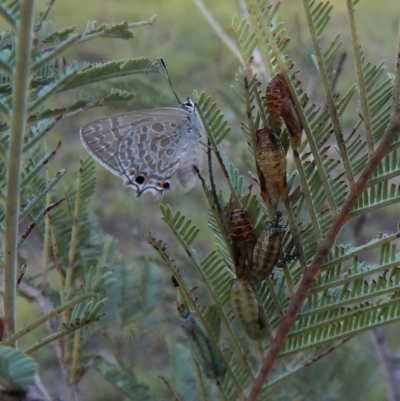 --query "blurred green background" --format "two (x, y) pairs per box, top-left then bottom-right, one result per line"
(18, 0), (400, 400)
